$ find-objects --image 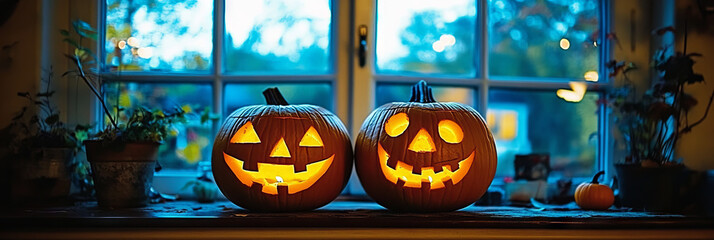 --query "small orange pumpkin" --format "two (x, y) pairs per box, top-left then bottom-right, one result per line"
(575, 171), (614, 210)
